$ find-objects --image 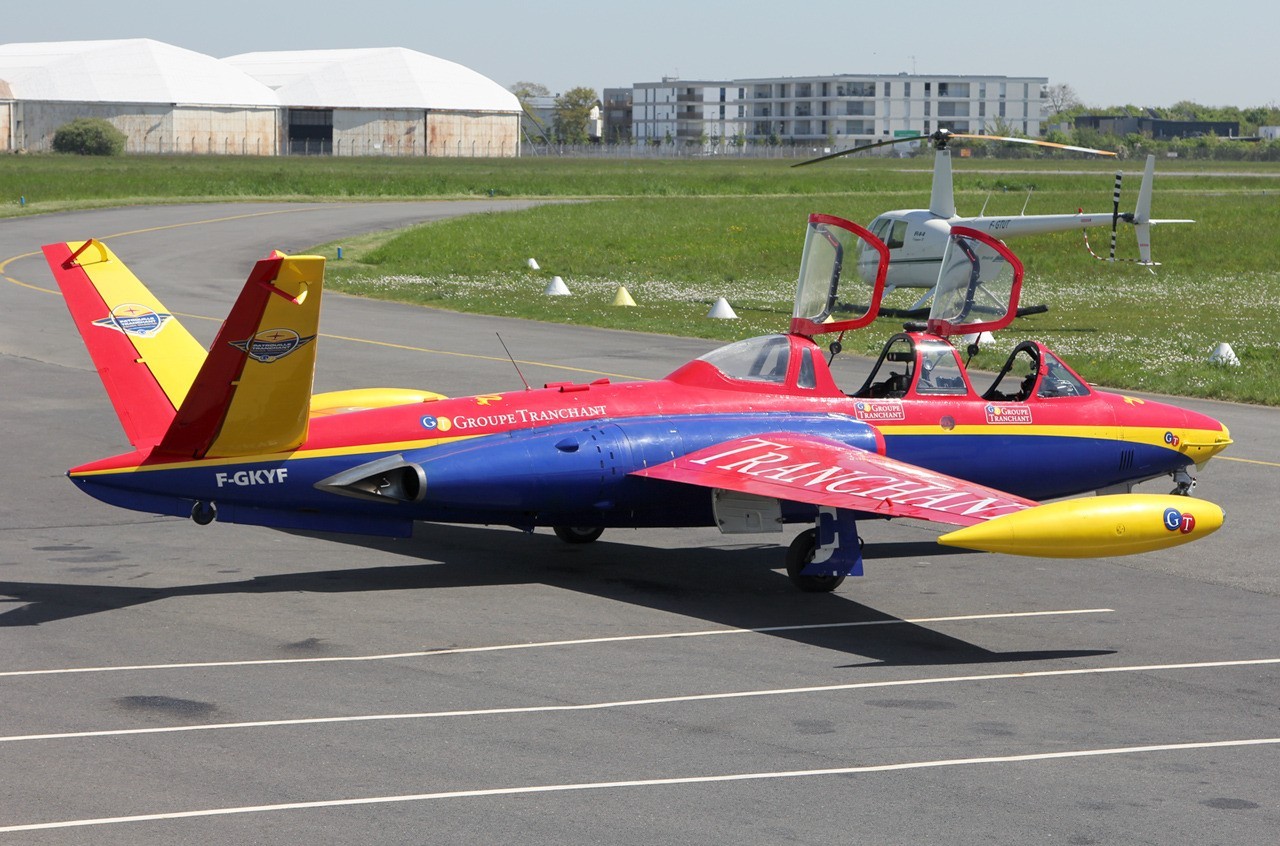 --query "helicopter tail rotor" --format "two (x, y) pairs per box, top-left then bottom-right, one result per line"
(1109, 170), (1122, 261)
(1082, 154), (1193, 270)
